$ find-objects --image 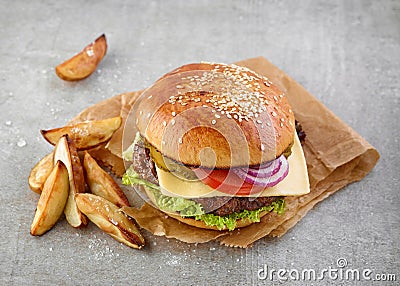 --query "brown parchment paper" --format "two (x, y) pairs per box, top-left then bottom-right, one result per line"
(71, 57), (379, 248)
